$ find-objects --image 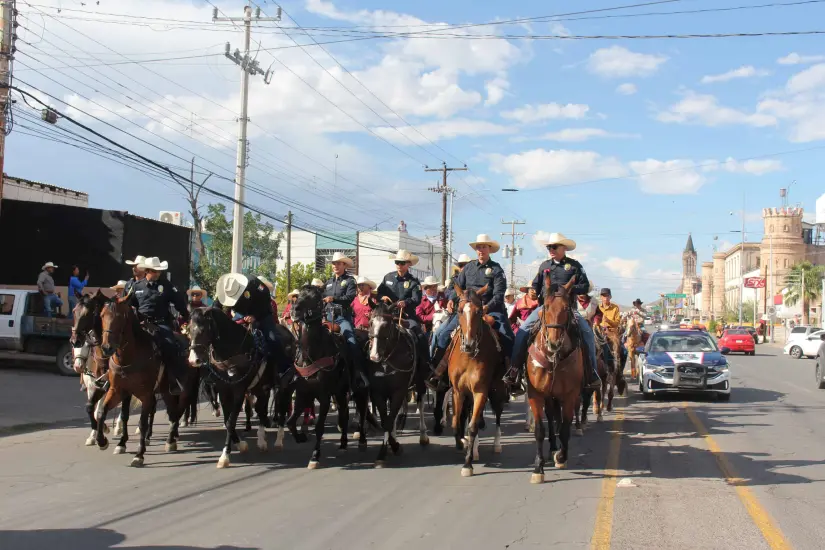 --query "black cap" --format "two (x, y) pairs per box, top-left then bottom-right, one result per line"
(633, 298), (642, 306)
(600, 288), (612, 297)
